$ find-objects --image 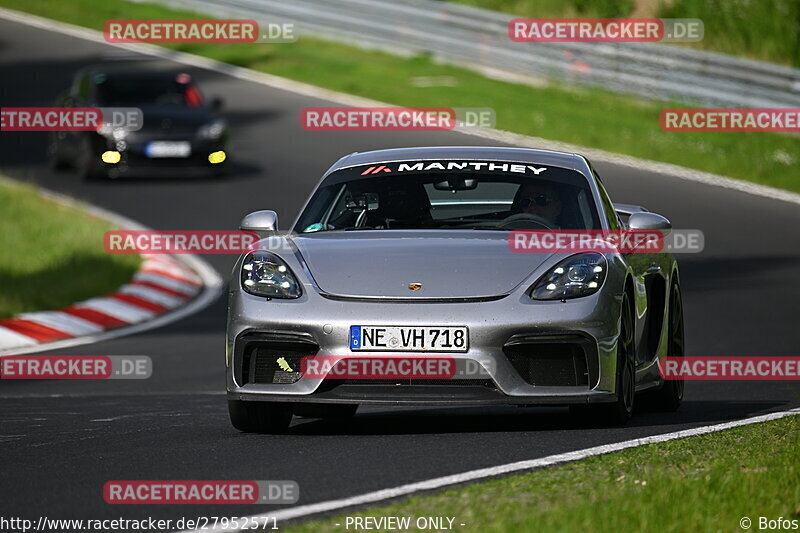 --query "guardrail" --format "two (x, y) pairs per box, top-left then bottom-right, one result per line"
(157, 0), (800, 108)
